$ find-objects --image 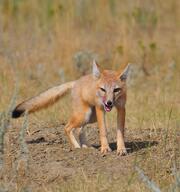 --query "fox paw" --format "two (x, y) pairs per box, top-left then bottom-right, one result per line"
(100, 145), (112, 155)
(117, 148), (127, 156)
(82, 144), (88, 148)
